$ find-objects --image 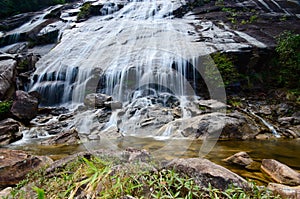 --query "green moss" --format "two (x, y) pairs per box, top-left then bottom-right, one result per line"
(0, 100), (12, 115)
